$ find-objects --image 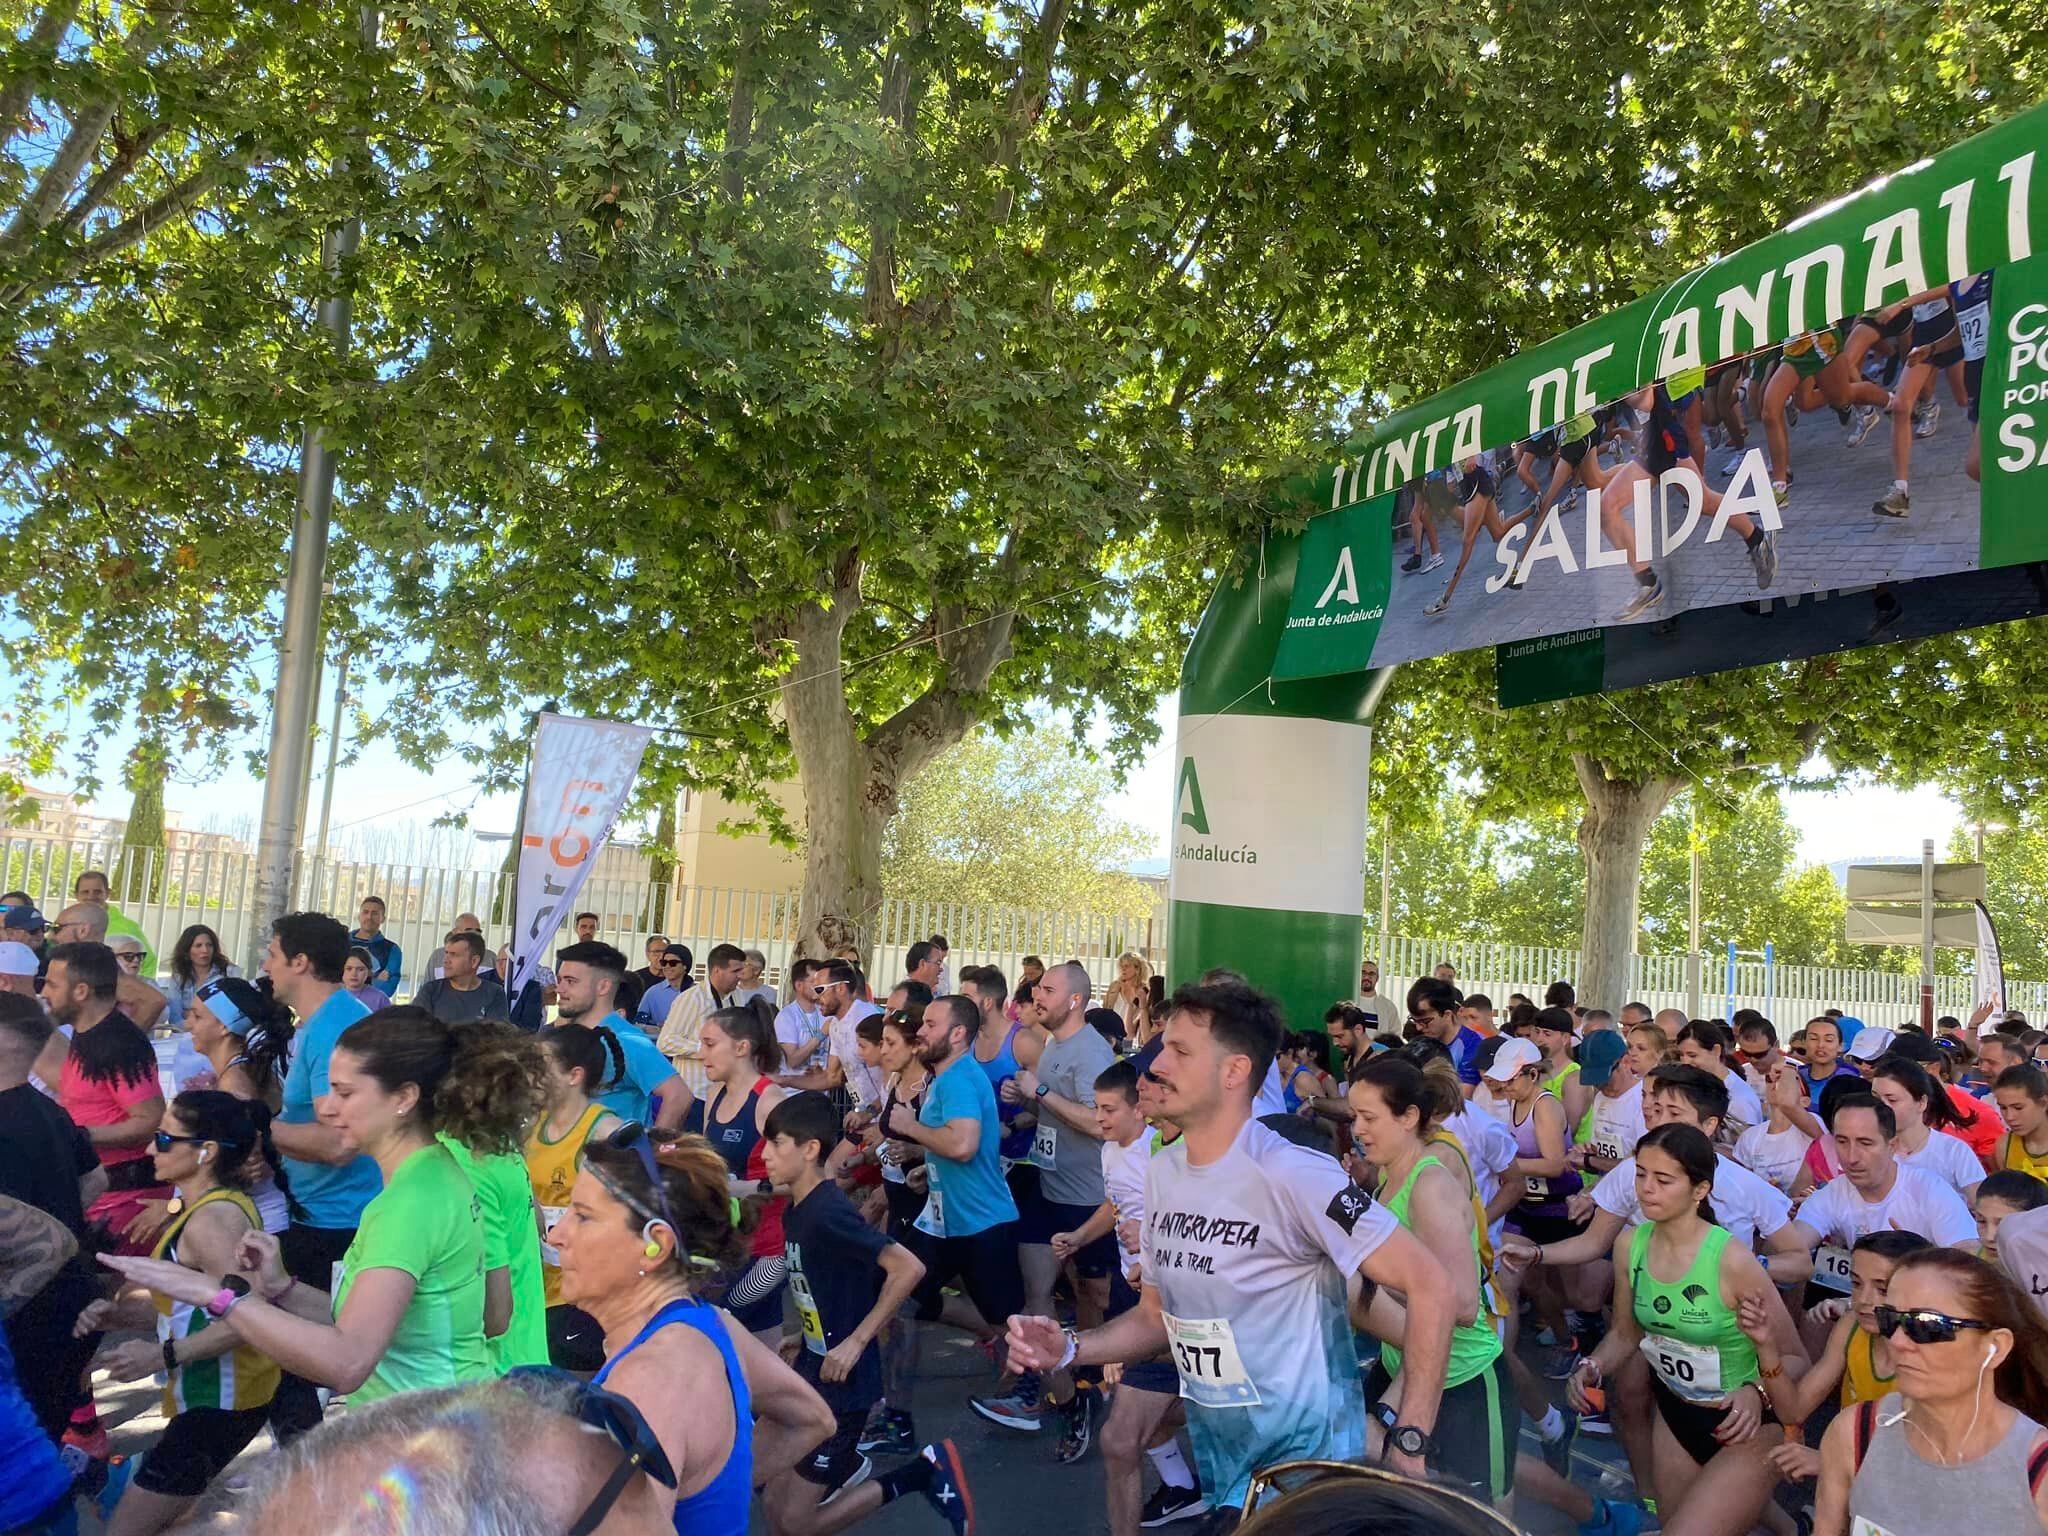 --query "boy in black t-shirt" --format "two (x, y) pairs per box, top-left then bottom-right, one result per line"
(760, 1092), (974, 1536)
